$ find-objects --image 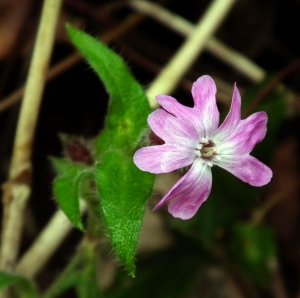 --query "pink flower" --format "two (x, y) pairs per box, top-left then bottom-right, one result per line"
(133, 75), (273, 220)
